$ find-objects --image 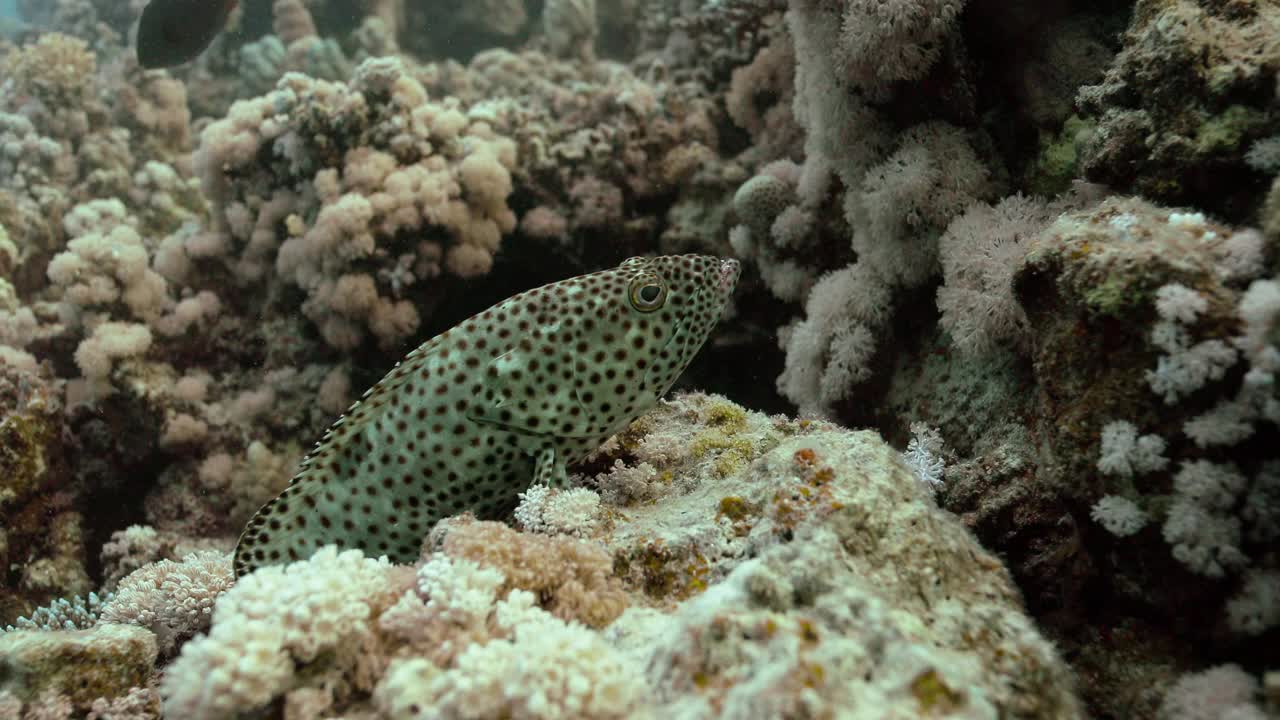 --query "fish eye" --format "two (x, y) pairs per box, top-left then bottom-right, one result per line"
(628, 277), (666, 312)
